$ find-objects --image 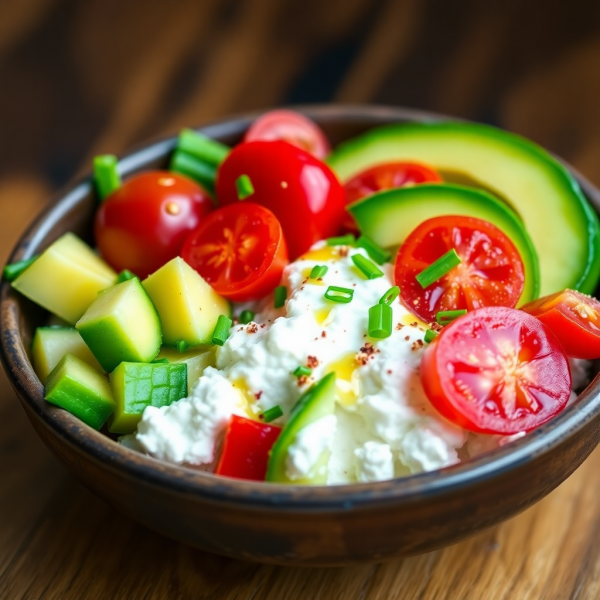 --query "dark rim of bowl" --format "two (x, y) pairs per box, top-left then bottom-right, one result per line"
(2, 104), (600, 512)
